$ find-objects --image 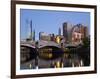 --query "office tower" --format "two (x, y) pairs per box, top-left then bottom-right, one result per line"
(32, 29), (35, 41)
(39, 32), (42, 40)
(63, 22), (73, 43)
(39, 32), (51, 41)
(30, 20), (33, 40)
(63, 22), (68, 42)
(26, 20), (33, 41)
(39, 32), (44, 40)
(58, 27), (61, 36)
